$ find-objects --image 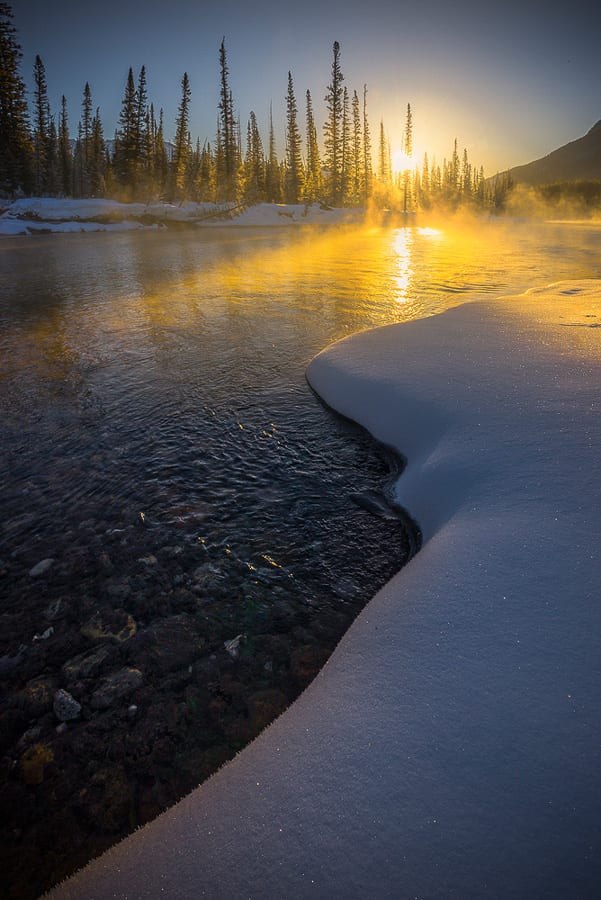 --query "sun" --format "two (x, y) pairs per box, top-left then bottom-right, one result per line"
(391, 148), (414, 174)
